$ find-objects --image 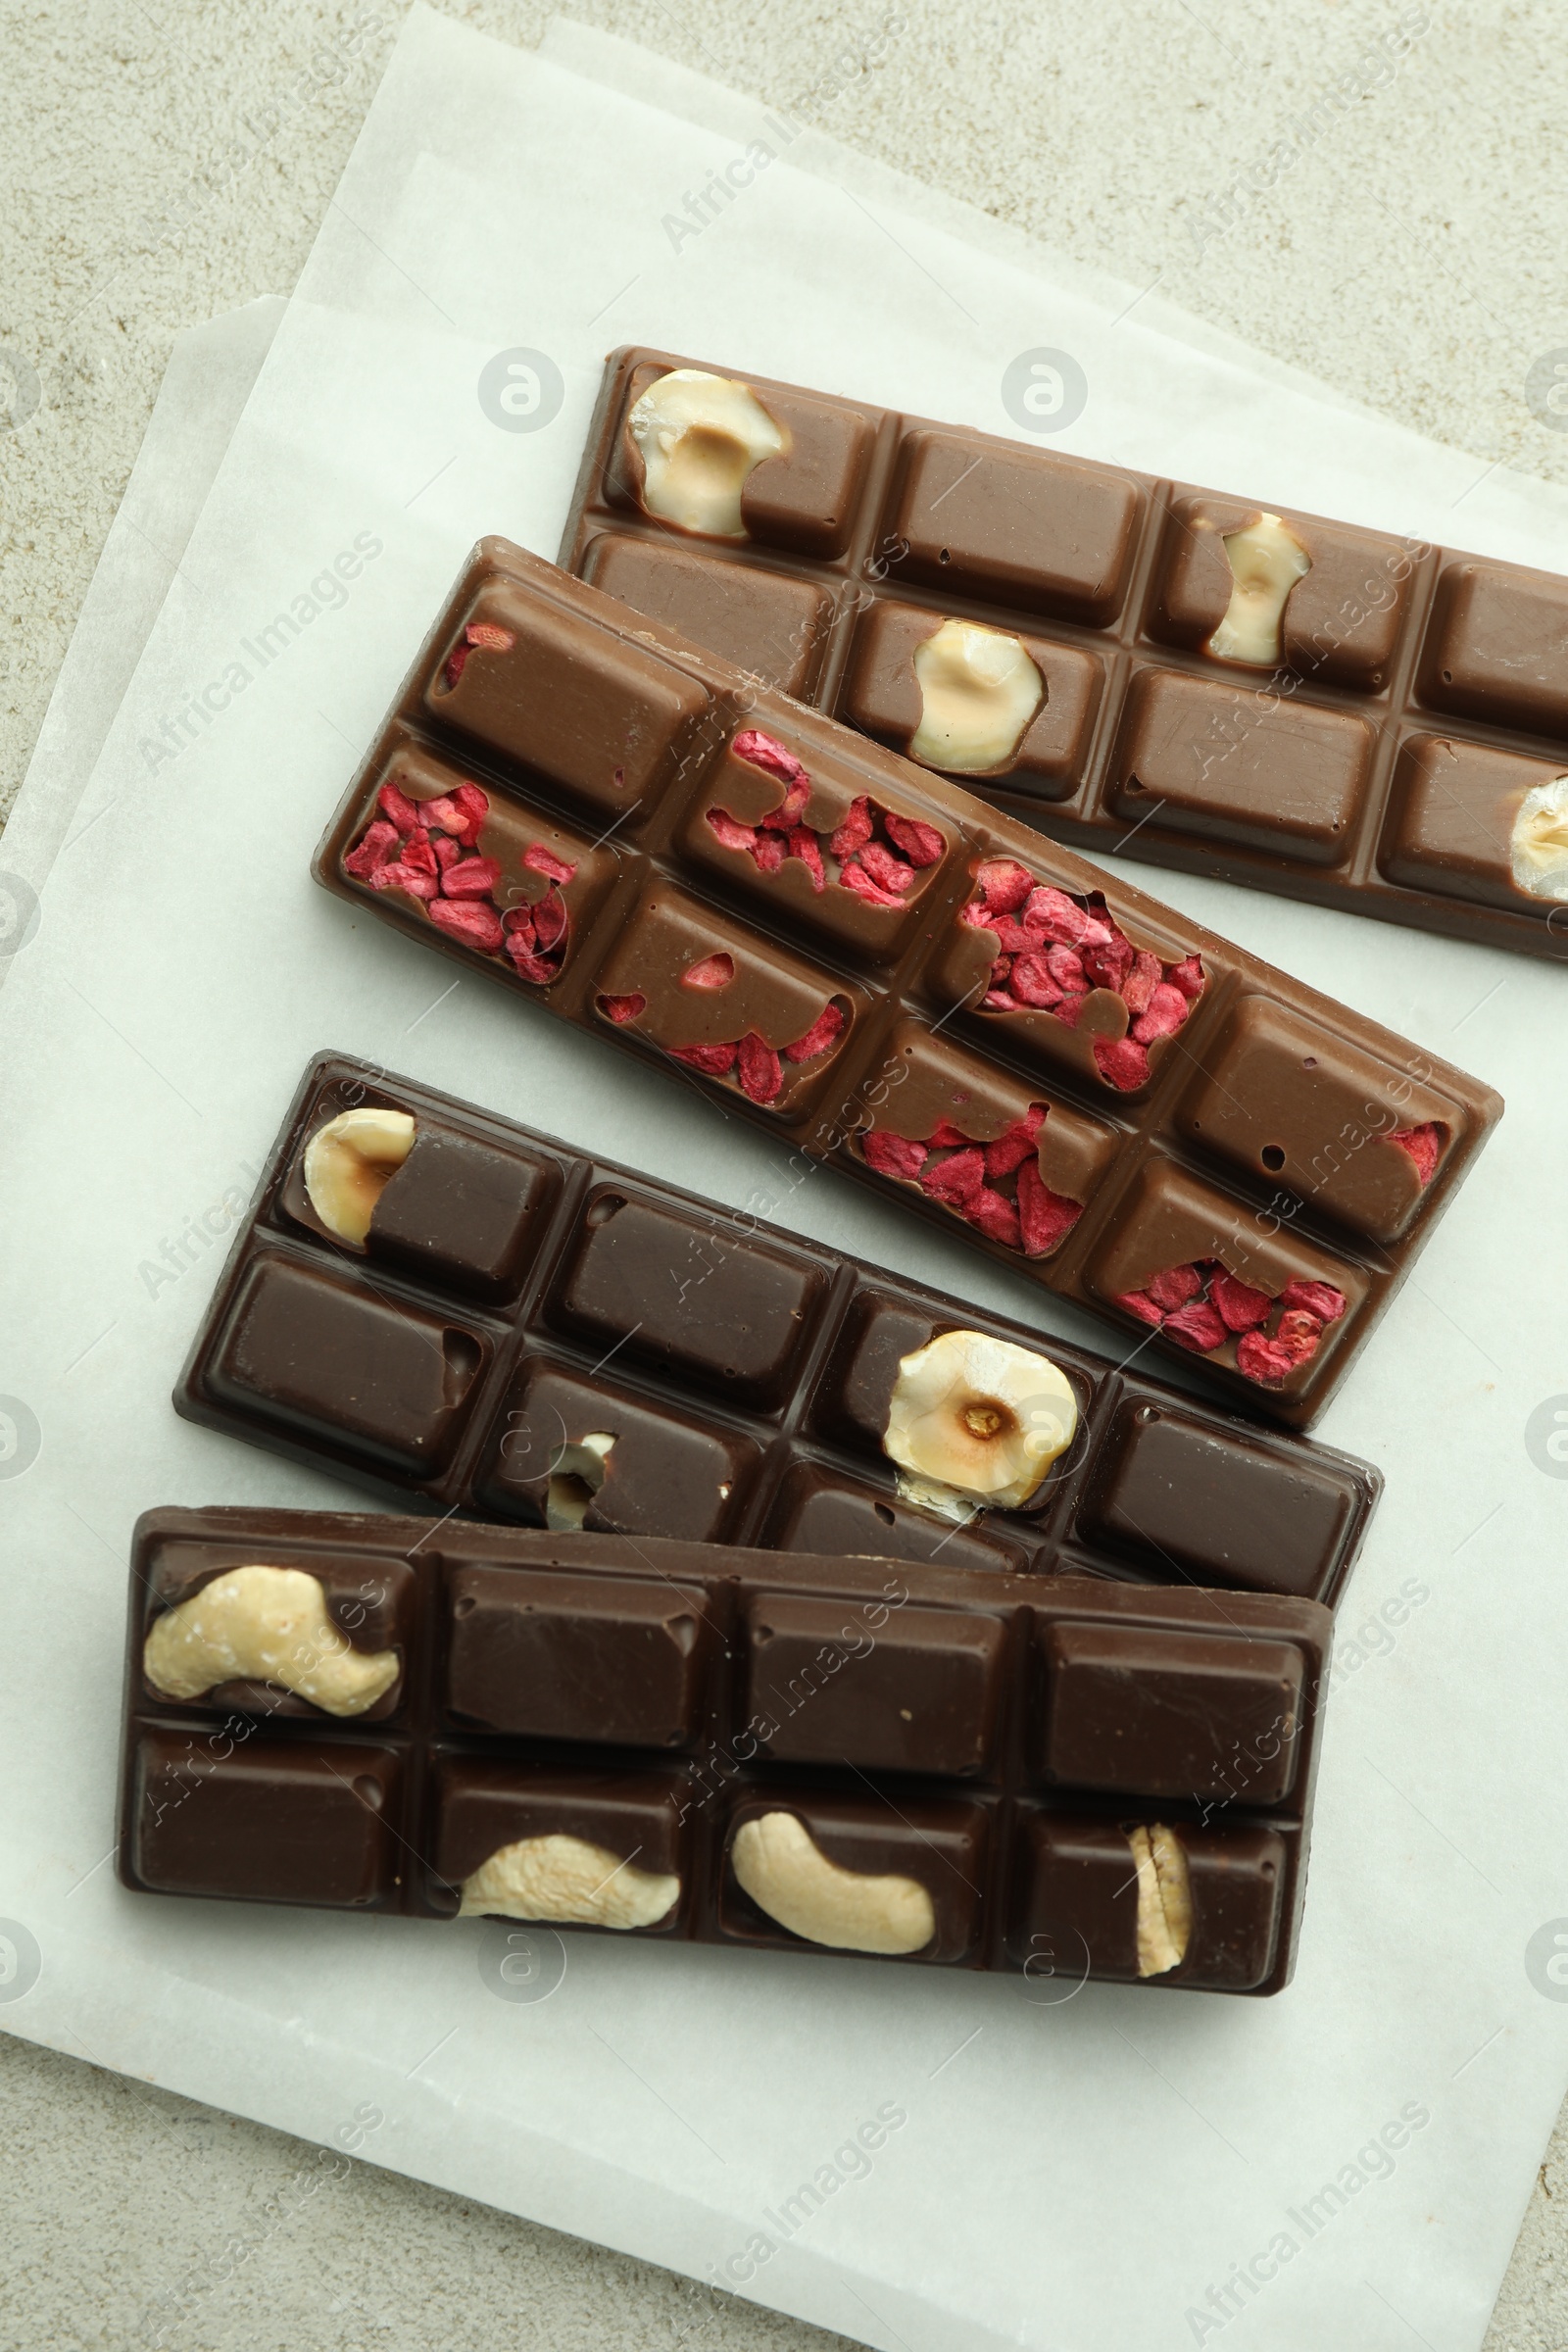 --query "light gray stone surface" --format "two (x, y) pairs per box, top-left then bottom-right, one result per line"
(1, 2), (1563, 2344)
